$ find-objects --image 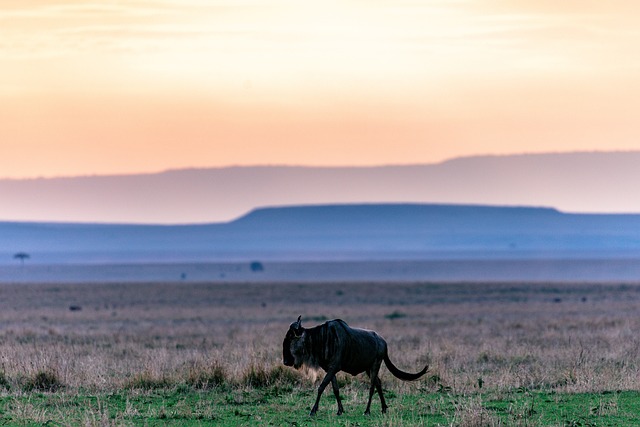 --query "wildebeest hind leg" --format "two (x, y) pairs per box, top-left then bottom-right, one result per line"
(375, 377), (388, 413)
(331, 376), (344, 415)
(364, 361), (383, 415)
(364, 378), (376, 415)
(310, 369), (338, 416)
